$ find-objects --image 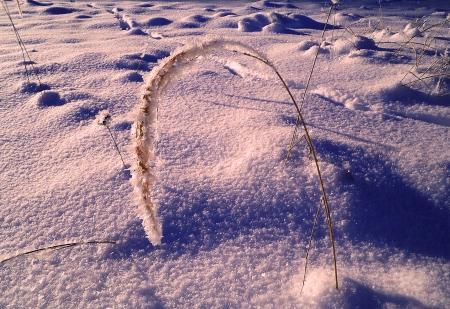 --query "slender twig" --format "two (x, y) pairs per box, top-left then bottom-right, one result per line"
(378, 0), (385, 30)
(99, 114), (127, 168)
(239, 4), (339, 290)
(1, 241), (116, 264)
(300, 3), (334, 113)
(106, 125), (127, 167)
(14, 0), (22, 17)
